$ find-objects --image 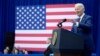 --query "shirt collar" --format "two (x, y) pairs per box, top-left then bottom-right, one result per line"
(79, 13), (85, 19)
(78, 13), (85, 22)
